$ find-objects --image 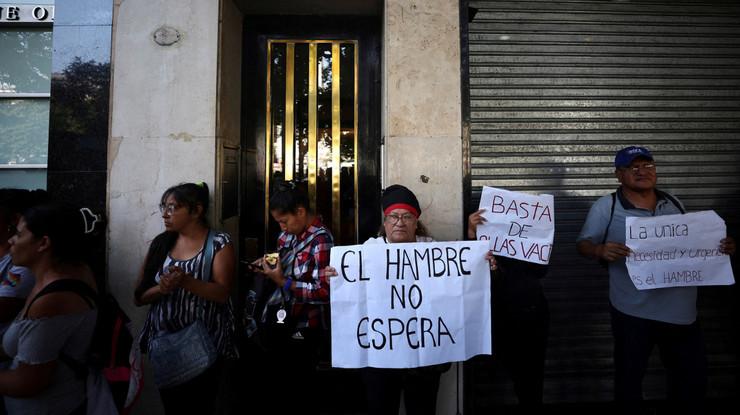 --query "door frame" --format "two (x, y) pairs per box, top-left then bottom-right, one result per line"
(238, 15), (382, 413)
